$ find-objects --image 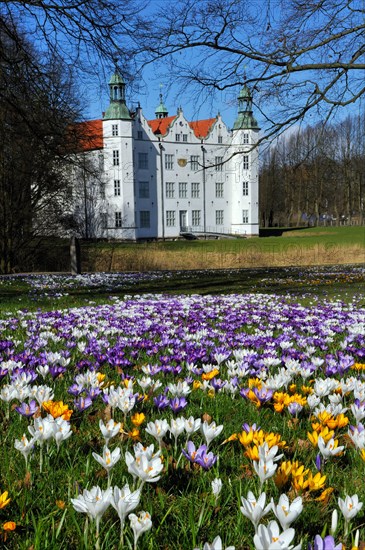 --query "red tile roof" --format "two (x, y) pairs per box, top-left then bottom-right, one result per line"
(147, 115), (177, 136)
(189, 118), (217, 138)
(148, 116), (217, 139)
(69, 119), (103, 152)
